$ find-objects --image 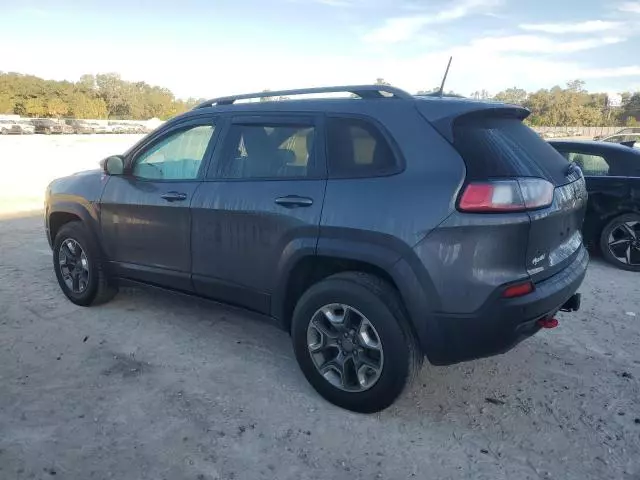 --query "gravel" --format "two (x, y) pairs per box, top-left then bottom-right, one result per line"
(0, 136), (639, 480)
